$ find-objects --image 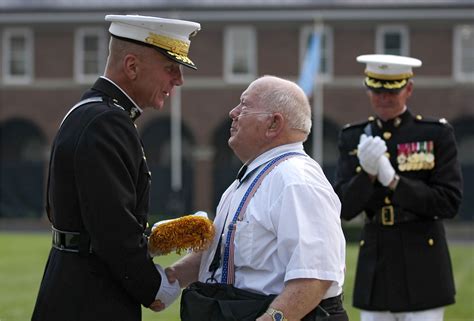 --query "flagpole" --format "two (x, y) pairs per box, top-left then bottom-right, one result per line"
(169, 11), (183, 194)
(171, 86), (182, 192)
